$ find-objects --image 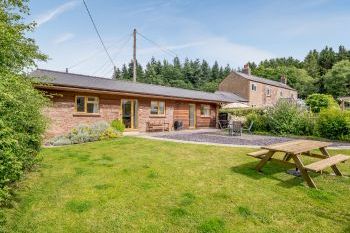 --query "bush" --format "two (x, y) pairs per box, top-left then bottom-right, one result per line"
(111, 119), (125, 133)
(220, 107), (265, 117)
(246, 112), (268, 132)
(0, 72), (48, 205)
(266, 100), (314, 135)
(49, 121), (122, 146)
(306, 94), (339, 113)
(316, 109), (350, 140)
